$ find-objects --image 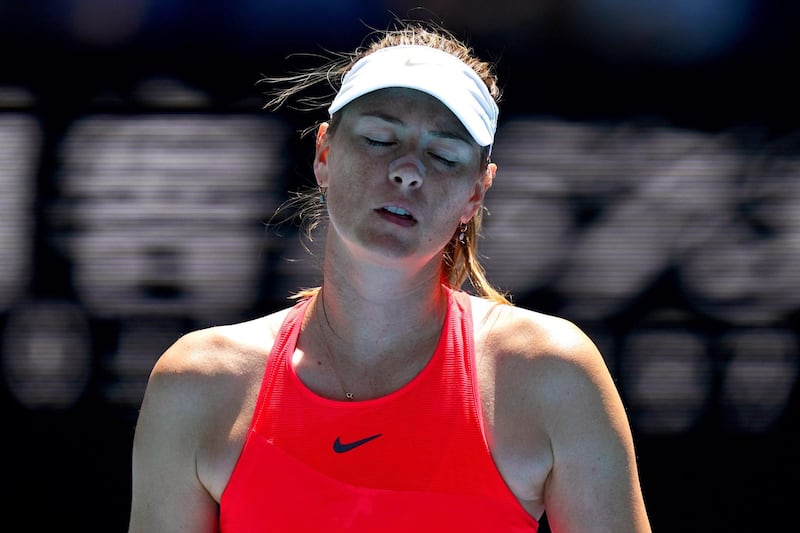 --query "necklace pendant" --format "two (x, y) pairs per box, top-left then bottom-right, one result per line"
(345, 392), (355, 401)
